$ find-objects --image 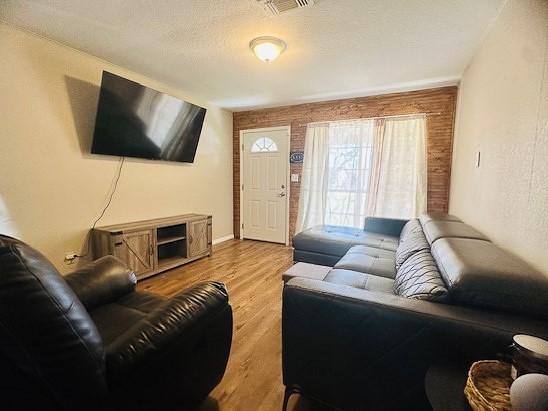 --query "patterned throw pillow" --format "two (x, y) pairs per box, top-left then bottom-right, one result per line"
(396, 220), (430, 269)
(399, 219), (423, 240)
(394, 250), (449, 301)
